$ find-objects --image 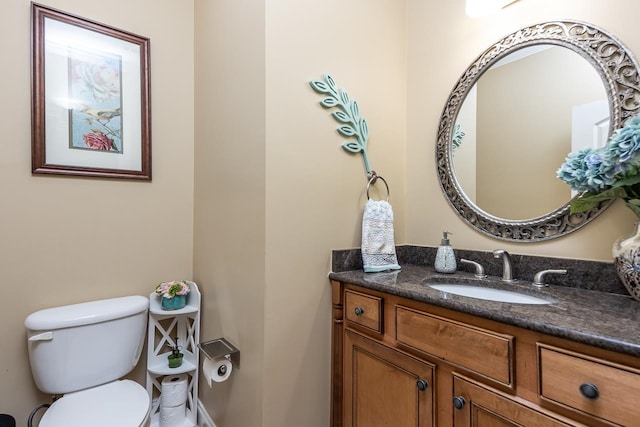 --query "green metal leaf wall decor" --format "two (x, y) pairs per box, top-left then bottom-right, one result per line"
(309, 74), (372, 175)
